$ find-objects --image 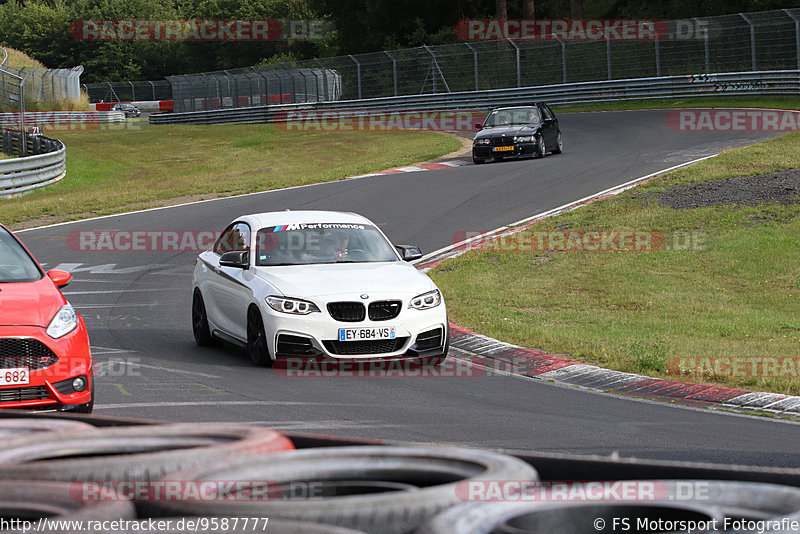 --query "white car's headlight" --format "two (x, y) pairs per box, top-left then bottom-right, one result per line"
(46, 304), (78, 339)
(410, 289), (442, 310)
(514, 135), (534, 142)
(474, 138), (491, 145)
(266, 296), (320, 315)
